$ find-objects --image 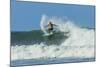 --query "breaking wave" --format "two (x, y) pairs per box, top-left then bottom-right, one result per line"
(11, 15), (95, 60)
